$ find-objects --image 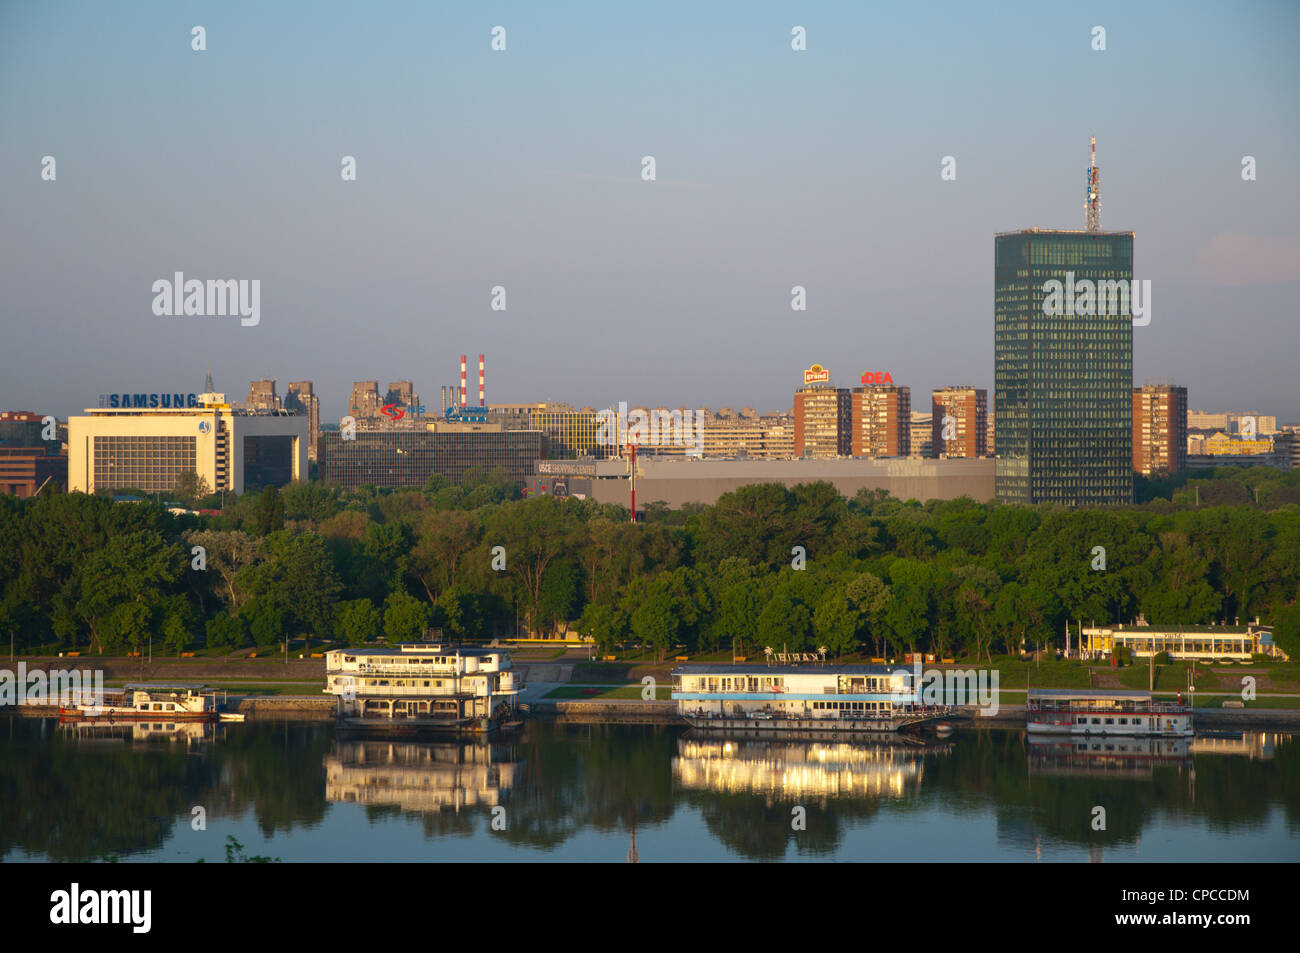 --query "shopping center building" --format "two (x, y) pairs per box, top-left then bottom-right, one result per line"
(68, 391), (307, 496)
